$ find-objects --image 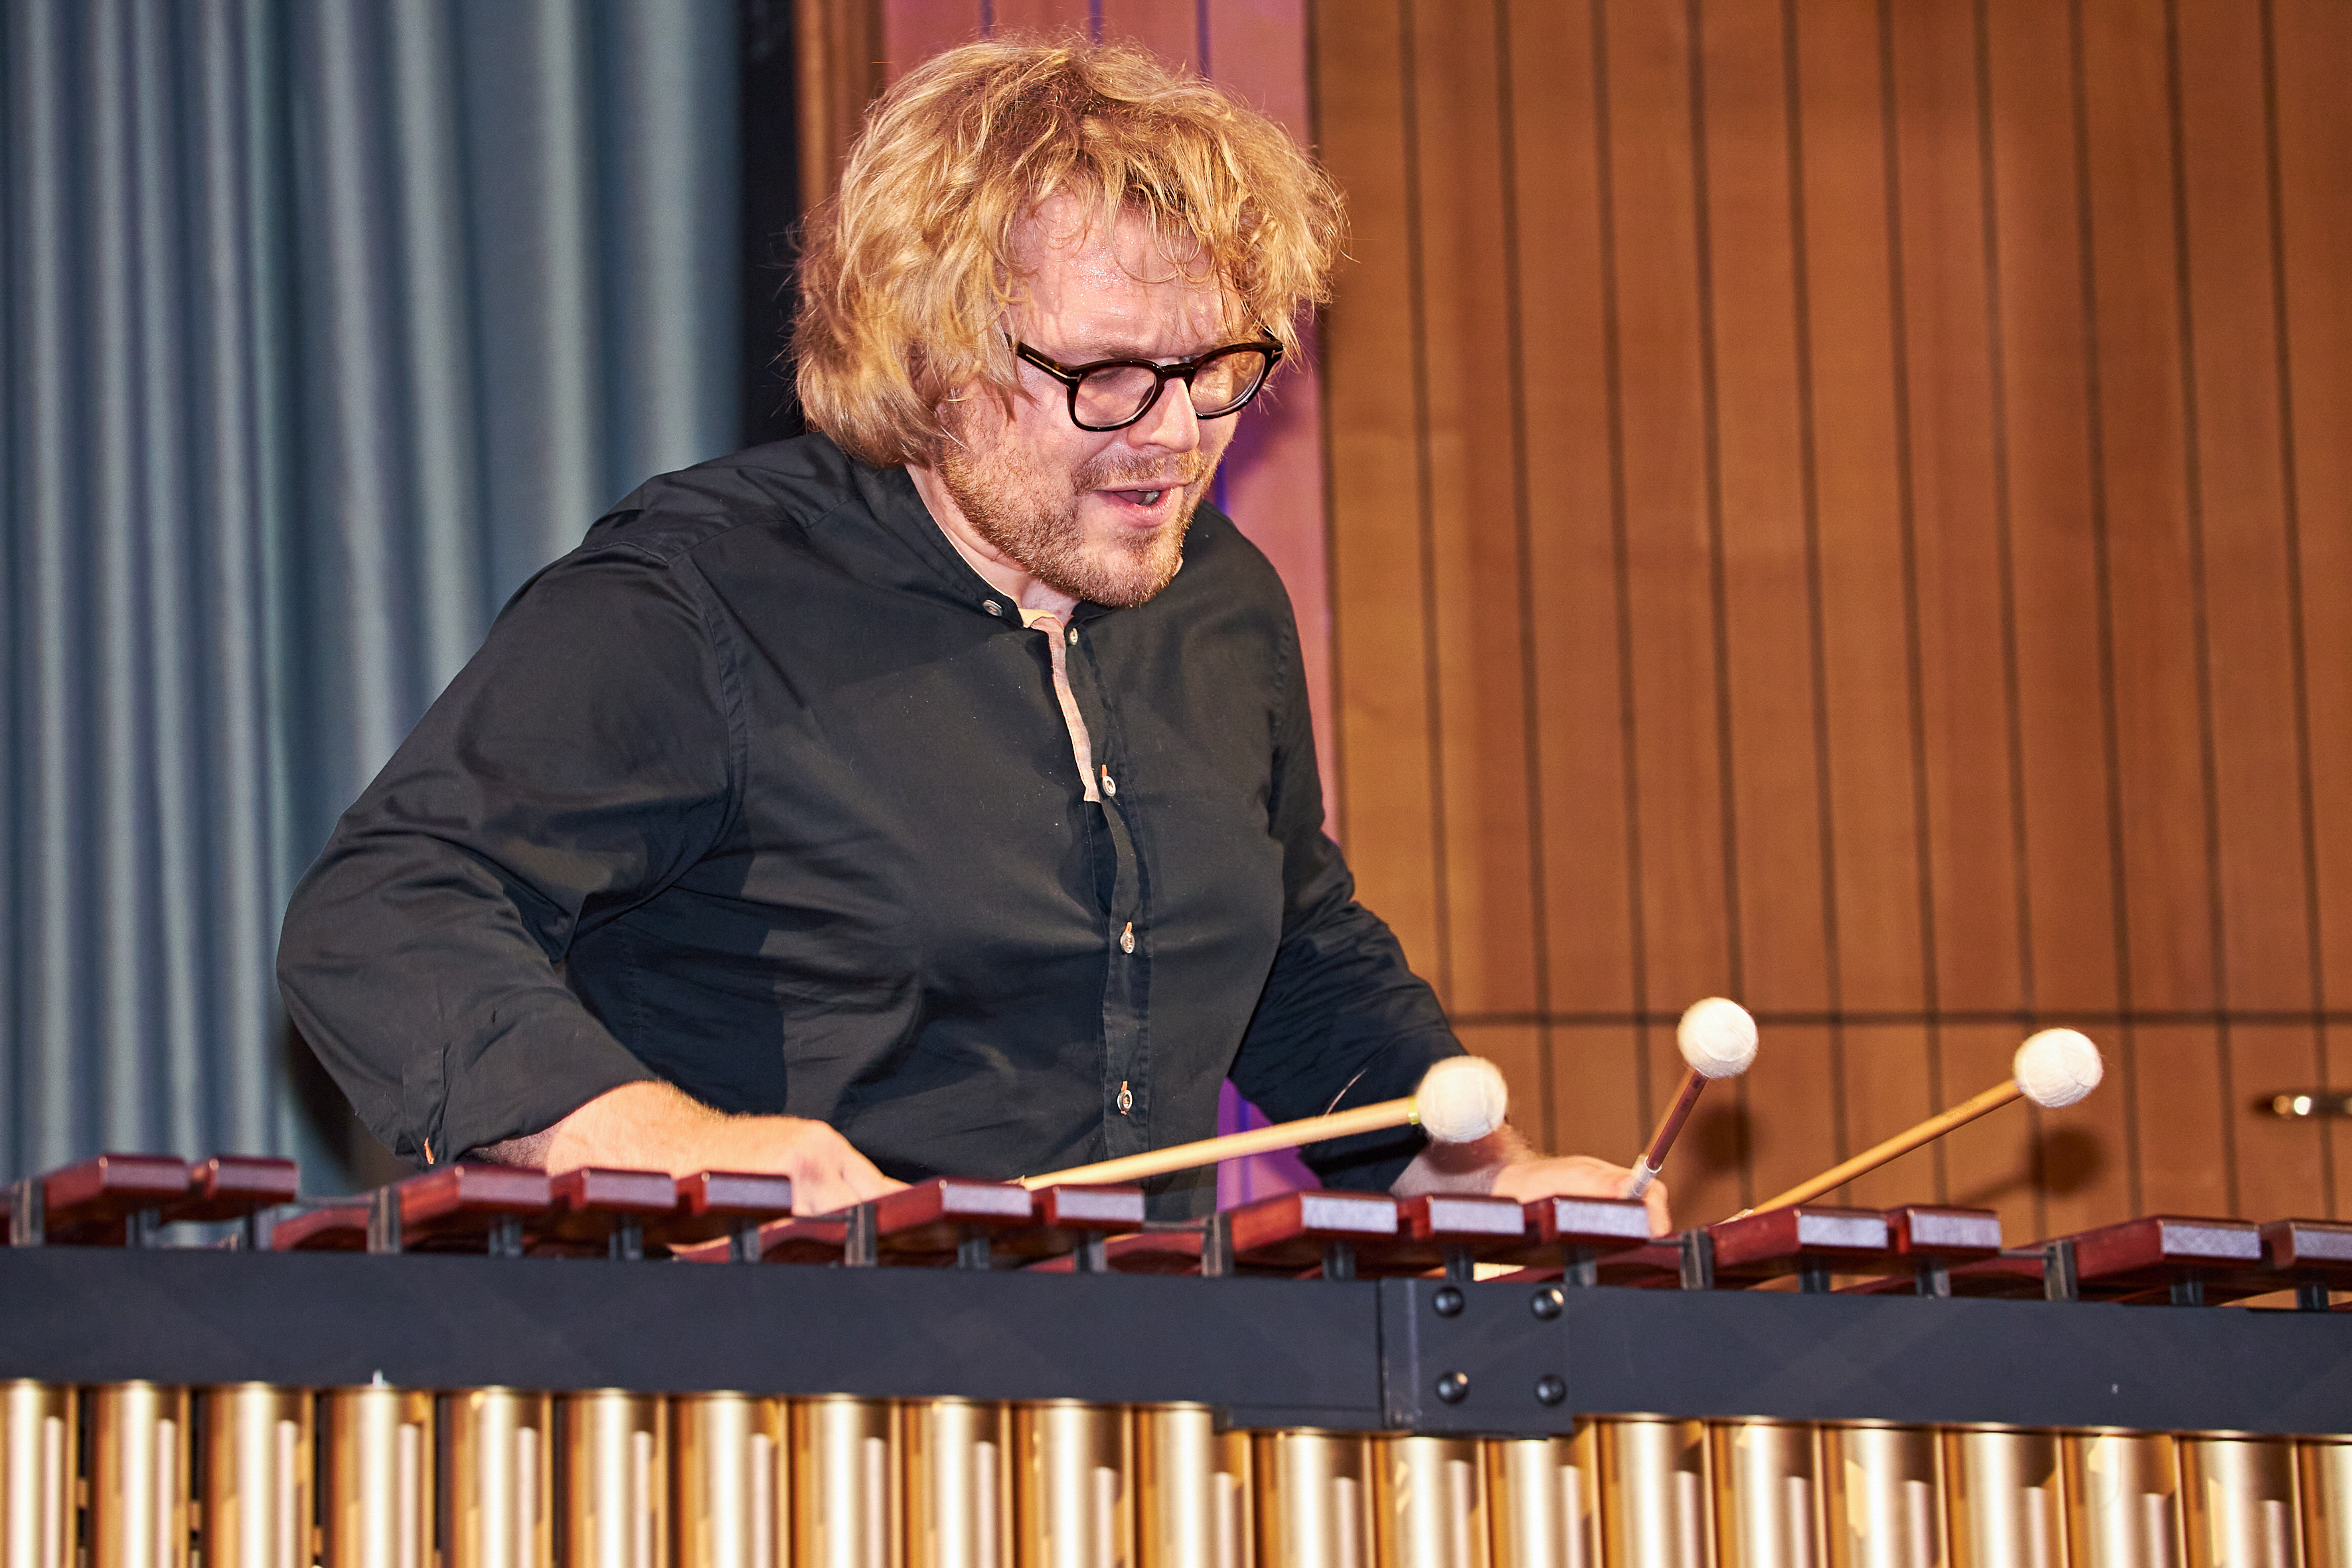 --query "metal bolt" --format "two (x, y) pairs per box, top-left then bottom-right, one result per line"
(1436, 1372), (1470, 1405)
(1530, 1287), (1565, 1320)
(1534, 1375), (1567, 1407)
(1433, 1286), (1465, 1317)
